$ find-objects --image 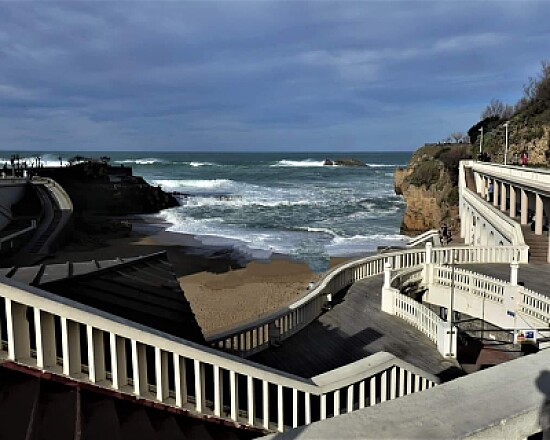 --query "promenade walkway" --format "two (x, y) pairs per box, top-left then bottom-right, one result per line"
(250, 274), (459, 381)
(461, 262), (550, 298)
